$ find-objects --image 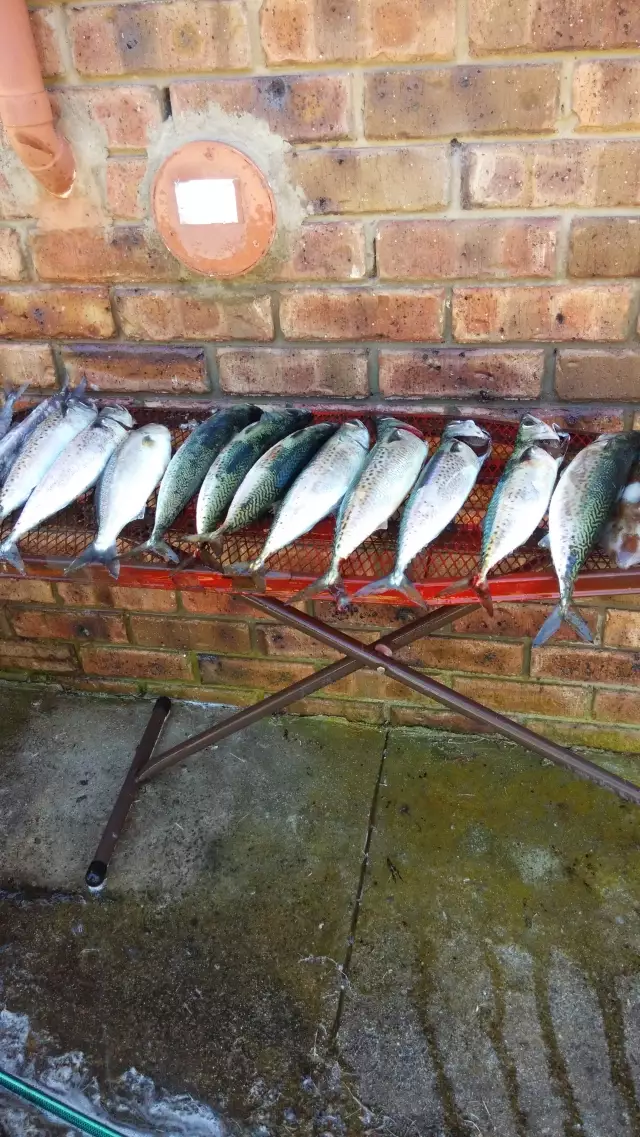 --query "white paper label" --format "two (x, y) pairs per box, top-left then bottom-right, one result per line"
(174, 178), (239, 225)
